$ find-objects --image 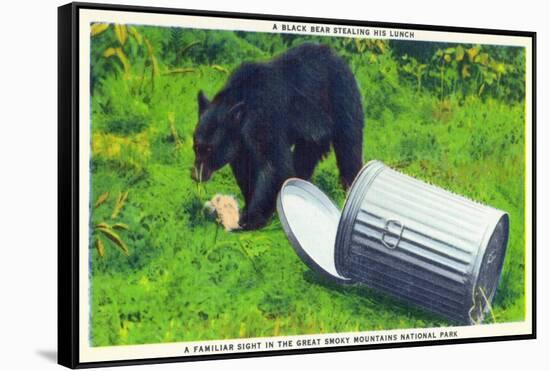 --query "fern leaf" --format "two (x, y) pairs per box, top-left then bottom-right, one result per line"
(162, 68), (196, 75)
(211, 65), (229, 74)
(103, 47), (117, 58)
(91, 23), (110, 37)
(128, 26), (143, 45)
(179, 40), (201, 57)
(112, 223), (129, 230)
(94, 191), (109, 208)
(97, 227), (129, 256)
(114, 47), (131, 79)
(96, 237), (106, 257)
(114, 24), (128, 46)
(111, 191), (129, 219)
